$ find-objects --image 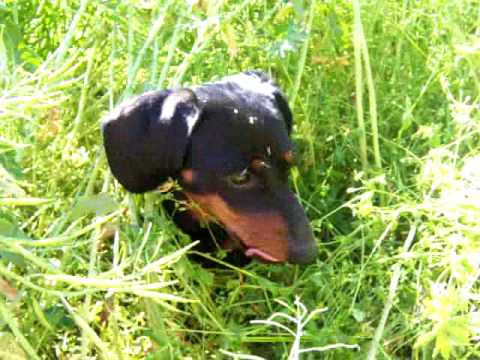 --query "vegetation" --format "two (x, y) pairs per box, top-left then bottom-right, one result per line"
(1, 0), (479, 358)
